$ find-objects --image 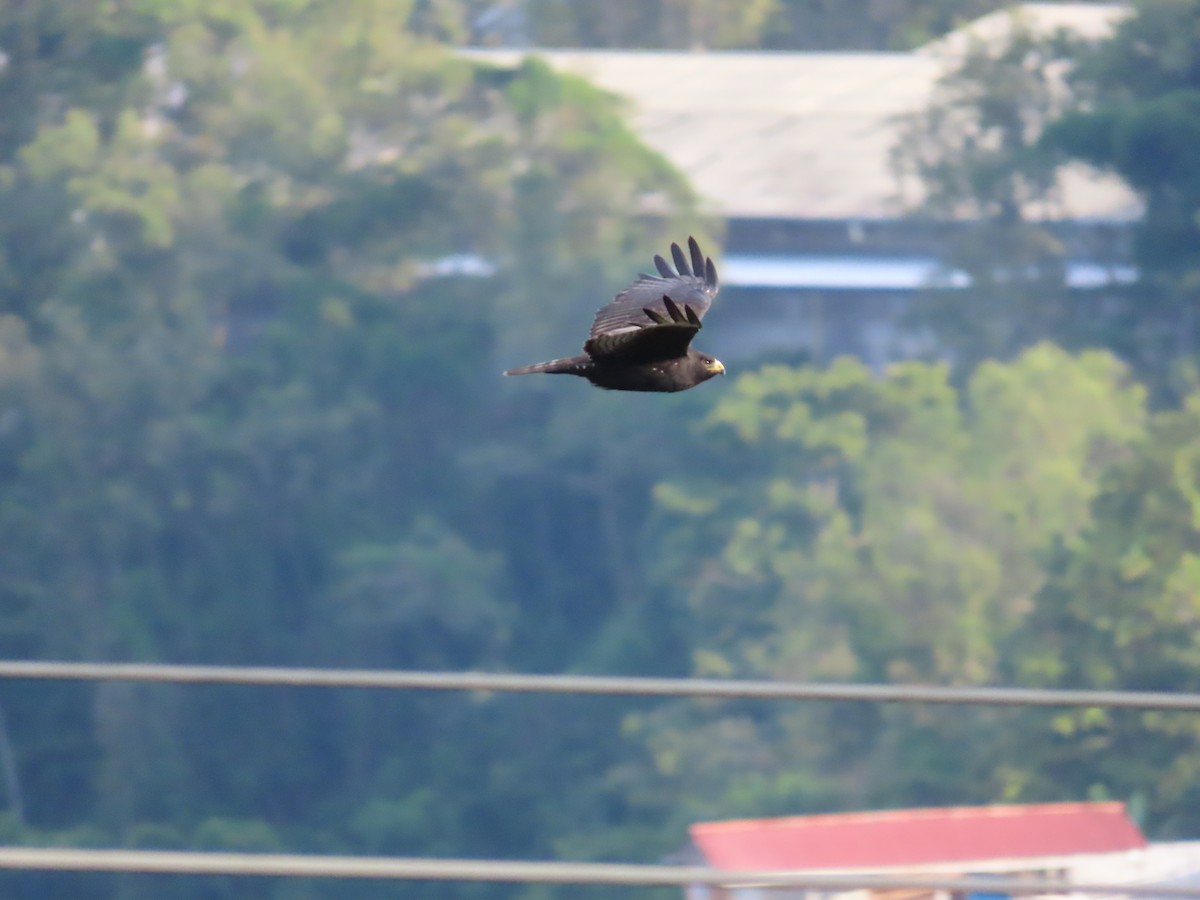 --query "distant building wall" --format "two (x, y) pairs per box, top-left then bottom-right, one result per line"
(712, 217), (1135, 367)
